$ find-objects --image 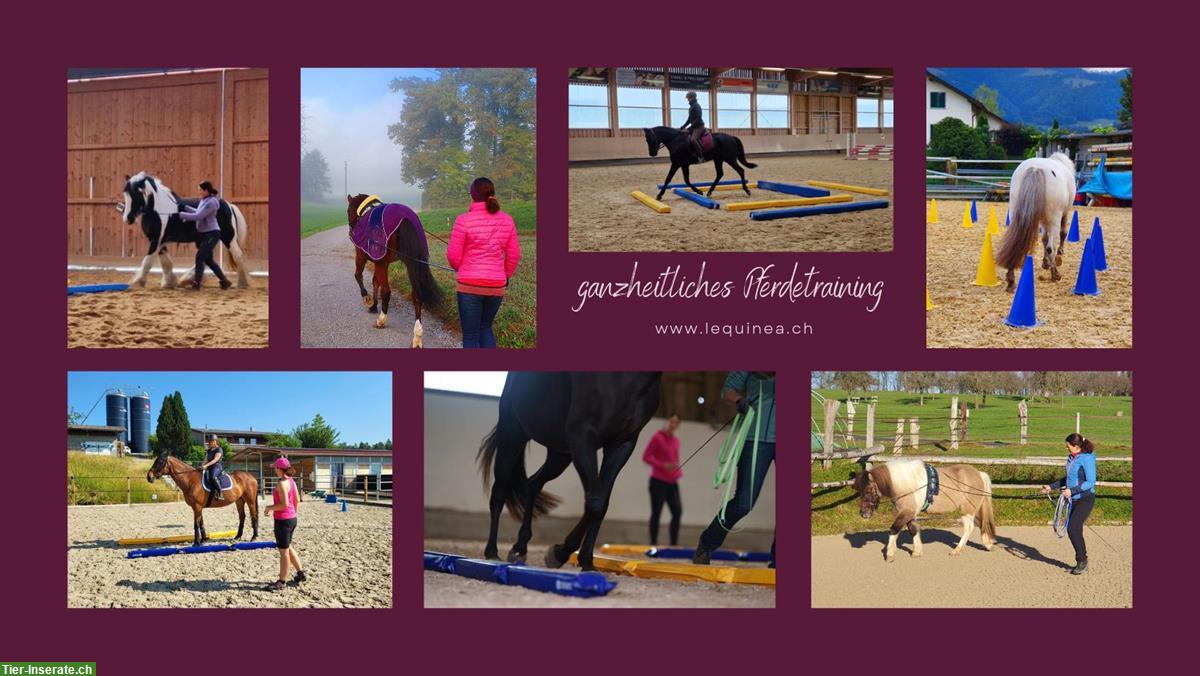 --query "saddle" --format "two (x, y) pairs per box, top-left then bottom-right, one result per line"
(921, 462), (940, 512)
(202, 471), (234, 494)
(350, 202), (423, 262)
